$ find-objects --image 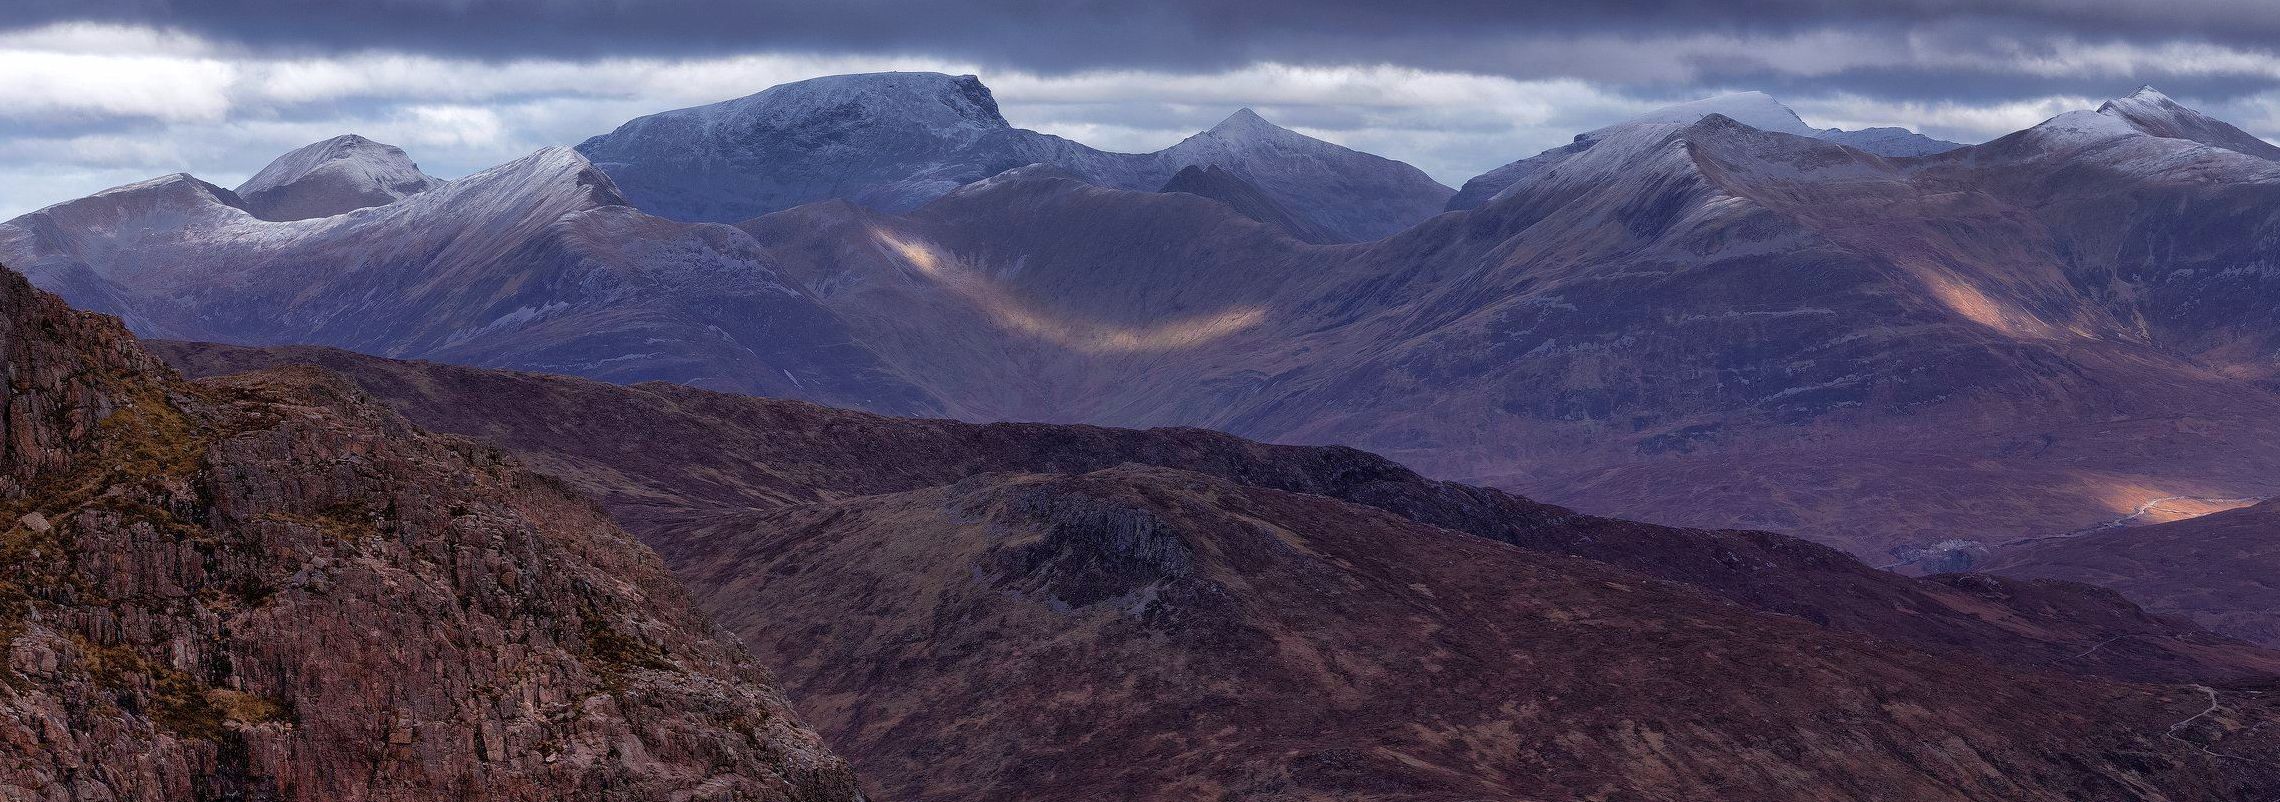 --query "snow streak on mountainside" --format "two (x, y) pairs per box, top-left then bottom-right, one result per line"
(575, 72), (1453, 241)
(1446, 92), (1962, 210)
